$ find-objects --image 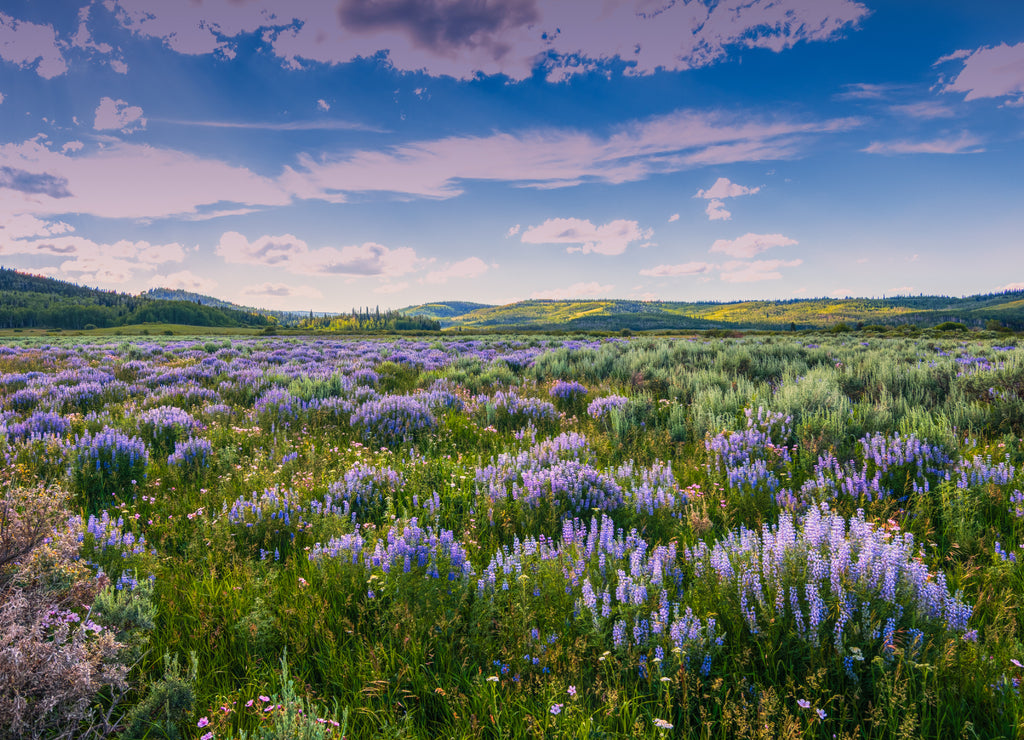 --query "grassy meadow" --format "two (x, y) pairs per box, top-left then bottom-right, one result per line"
(2, 333), (1024, 739)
